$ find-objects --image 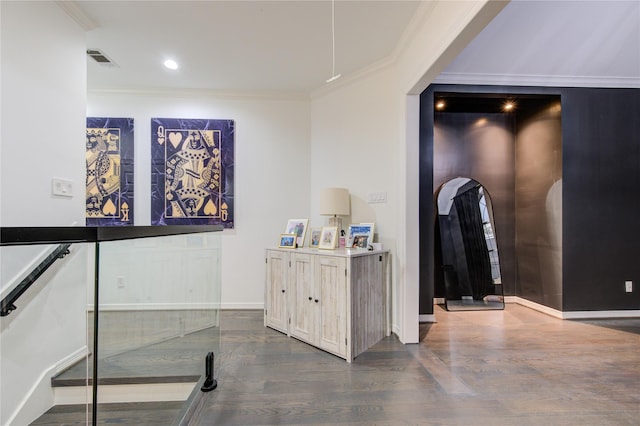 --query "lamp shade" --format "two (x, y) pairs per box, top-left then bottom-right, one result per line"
(319, 187), (350, 216)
